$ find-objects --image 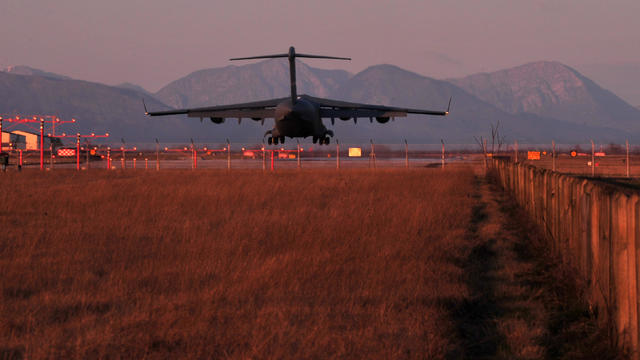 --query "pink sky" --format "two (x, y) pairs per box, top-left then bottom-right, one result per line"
(1, 0), (639, 92)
